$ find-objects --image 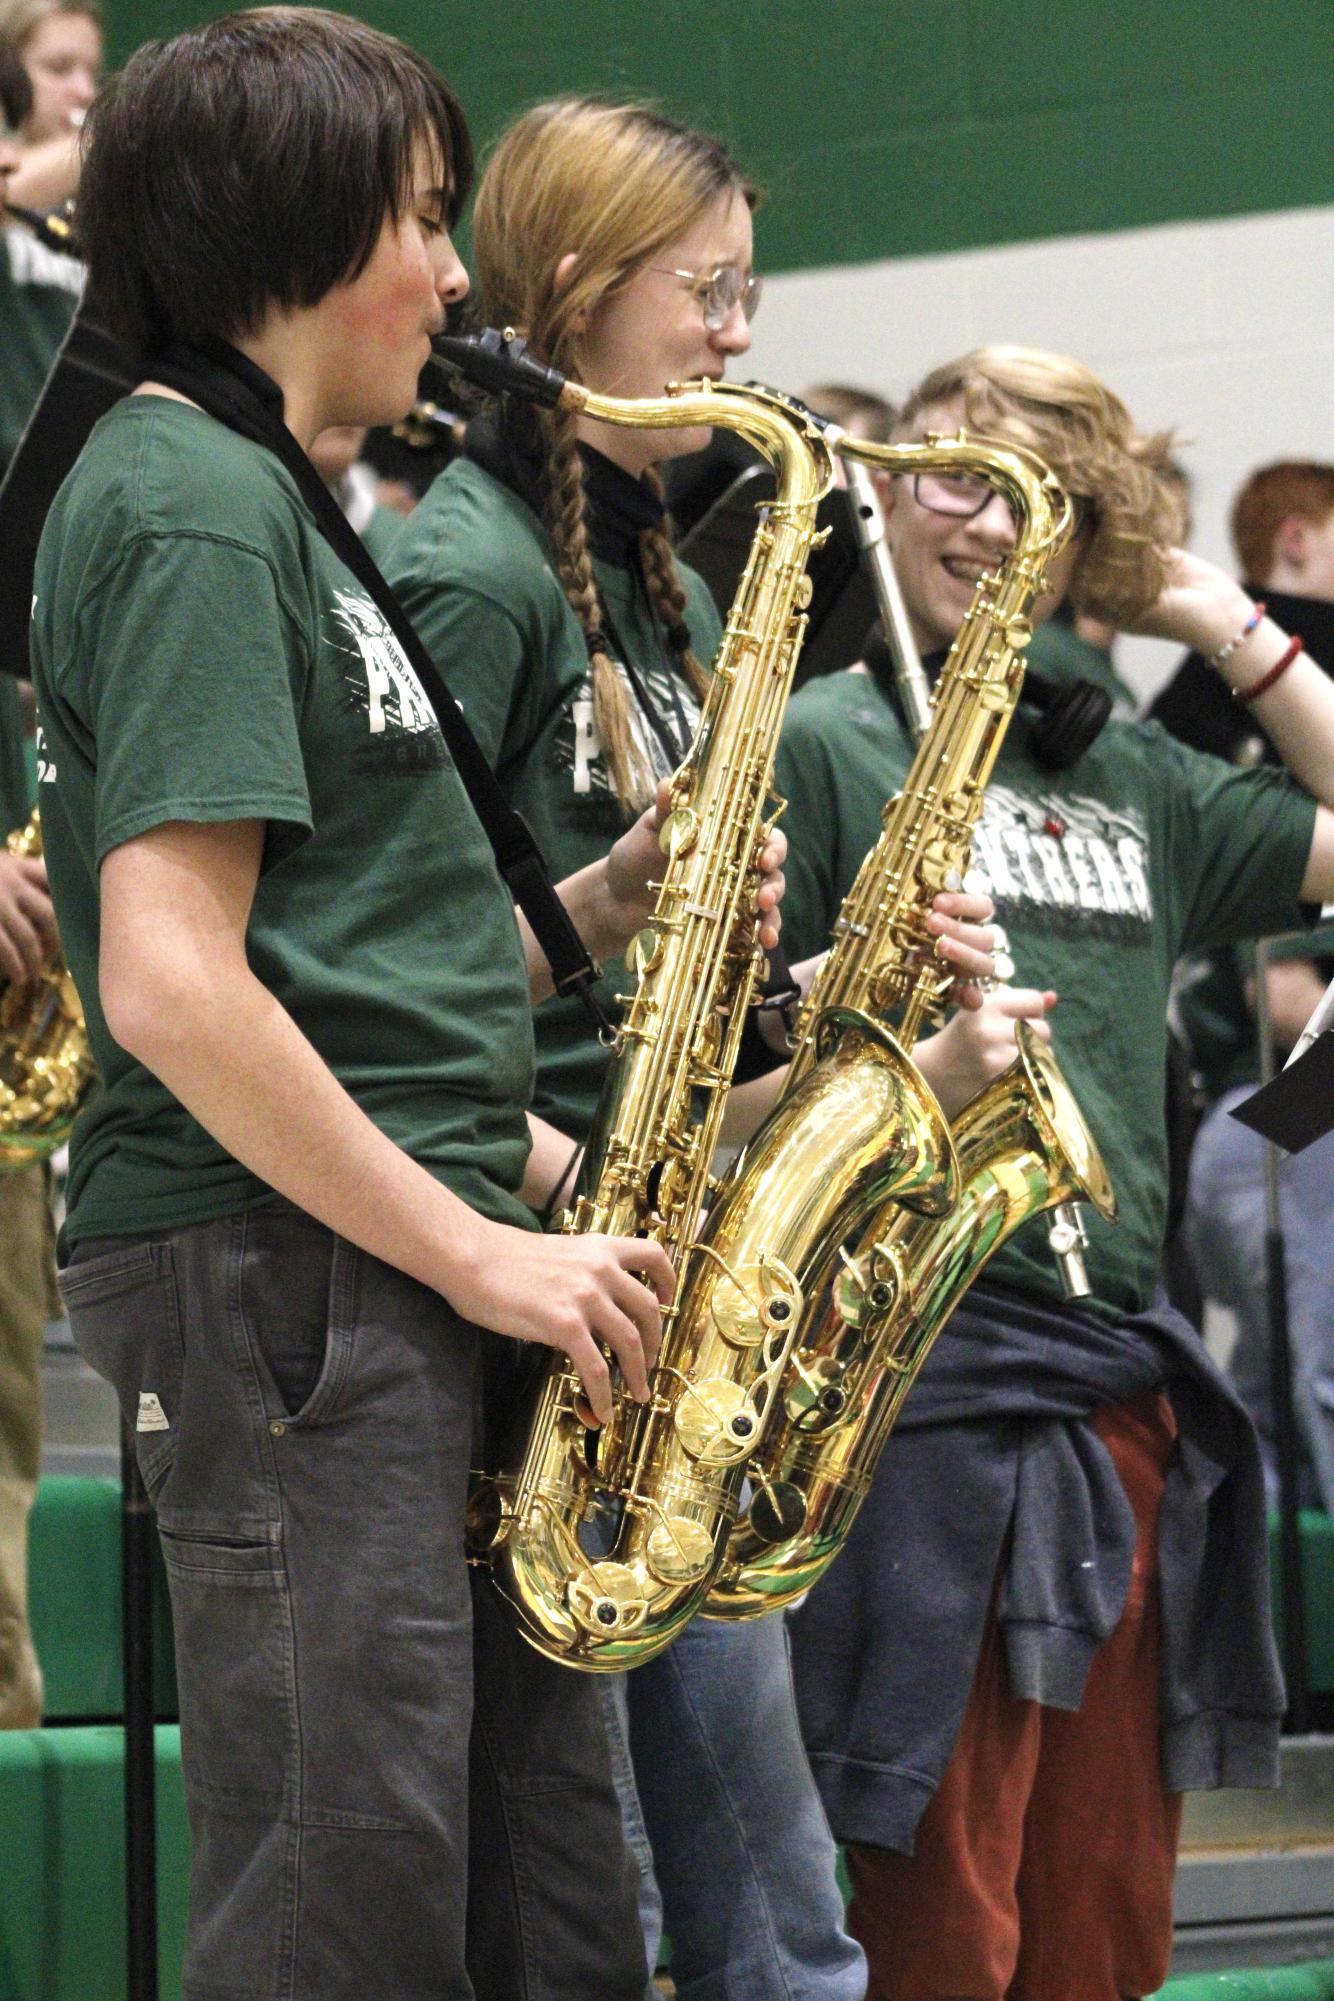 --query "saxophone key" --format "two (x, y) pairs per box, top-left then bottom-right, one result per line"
(645, 1515), (714, 1585)
(746, 1477), (808, 1546)
(672, 1377), (767, 1465)
(567, 1562), (648, 1639)
(783, 1355), (851, 1433)
(708, 1257), (802, 1350)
